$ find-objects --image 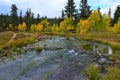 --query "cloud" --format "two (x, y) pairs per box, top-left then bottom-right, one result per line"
(1, 0), (67, 18)
(0, 0), (120, 18)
